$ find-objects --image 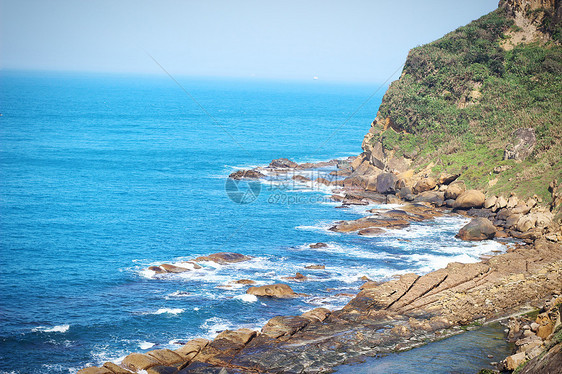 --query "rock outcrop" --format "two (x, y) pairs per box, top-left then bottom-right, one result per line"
(456, 217), (497, 241)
